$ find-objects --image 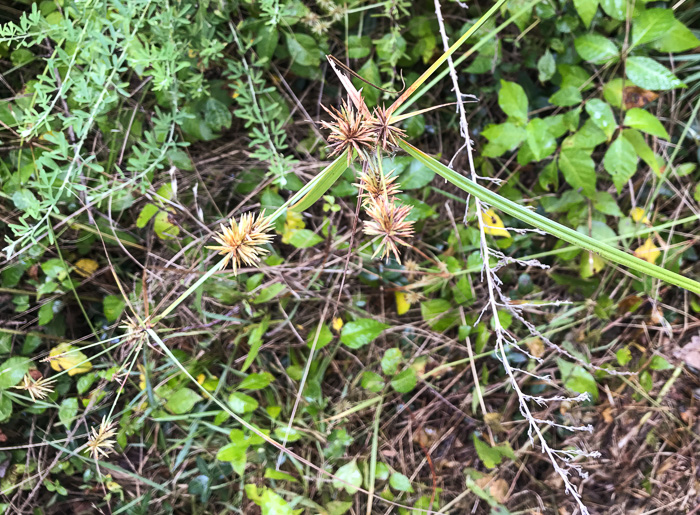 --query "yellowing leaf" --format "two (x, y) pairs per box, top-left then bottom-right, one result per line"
(49, 343), (92, 376)
(281, 210), (305, 244)
(395, 291), (410, 315)
(630, 207), (650, 224)
(580, 252), (606, 278)
(481, 209), (510, 238)
(332, 317), (343, 332)
(634, 238), (661, 264)
(73, 258), (99, 277)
